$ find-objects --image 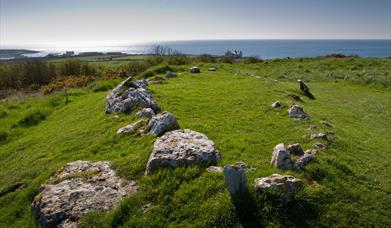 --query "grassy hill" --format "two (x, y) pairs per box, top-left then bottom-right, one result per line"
(1, 57), (390, 227)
